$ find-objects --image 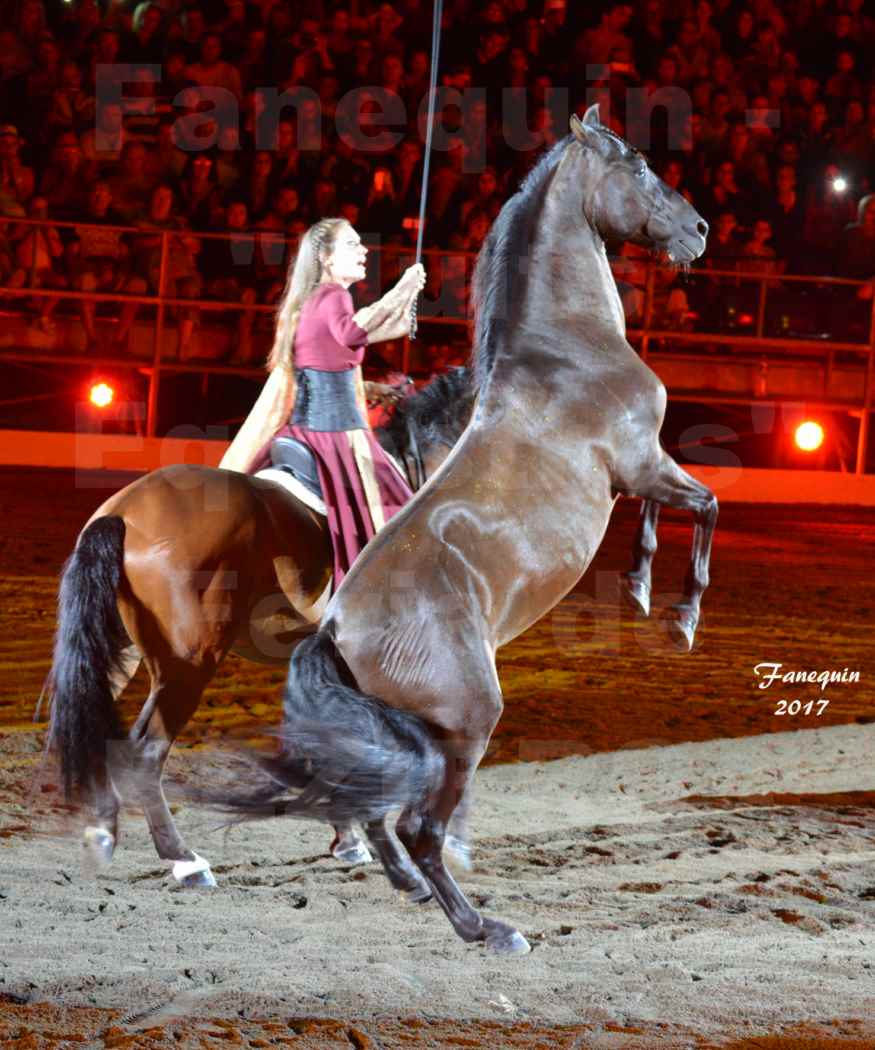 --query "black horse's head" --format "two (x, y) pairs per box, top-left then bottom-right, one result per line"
(376, 367), (476, 489)
(570, 104), (708, 264)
